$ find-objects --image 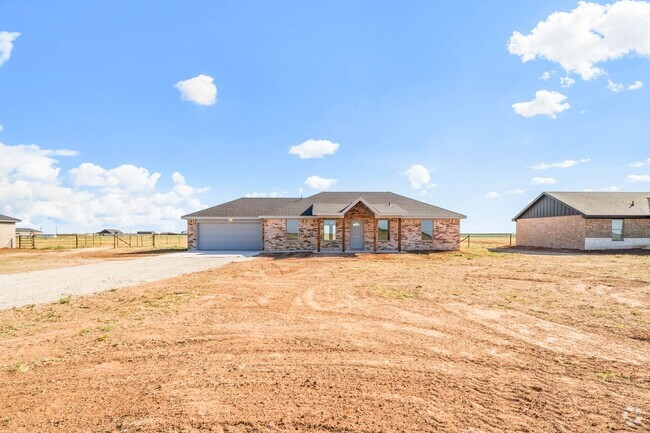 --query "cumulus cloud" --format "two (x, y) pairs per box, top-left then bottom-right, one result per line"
(629, 158), (650, 168)
(628, 80), (644, 90)
(627, 174), (650, 182)
(0, 31), (20, 67)
(400, 164), (436, 190)
(512, 90), (570, 118)
(70, 163), (161, 192)
(485, 191), (500, 199)
(508, 1), (650, 80)
(560, 76), (575, 88)
(175, 74), (217, 106)
(529, 158), (591, 170)
(304, 175), (337, 190)
(289, 139), (340, 159)
(0, 141), (207, 232)
(531, 177), (559, 185)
